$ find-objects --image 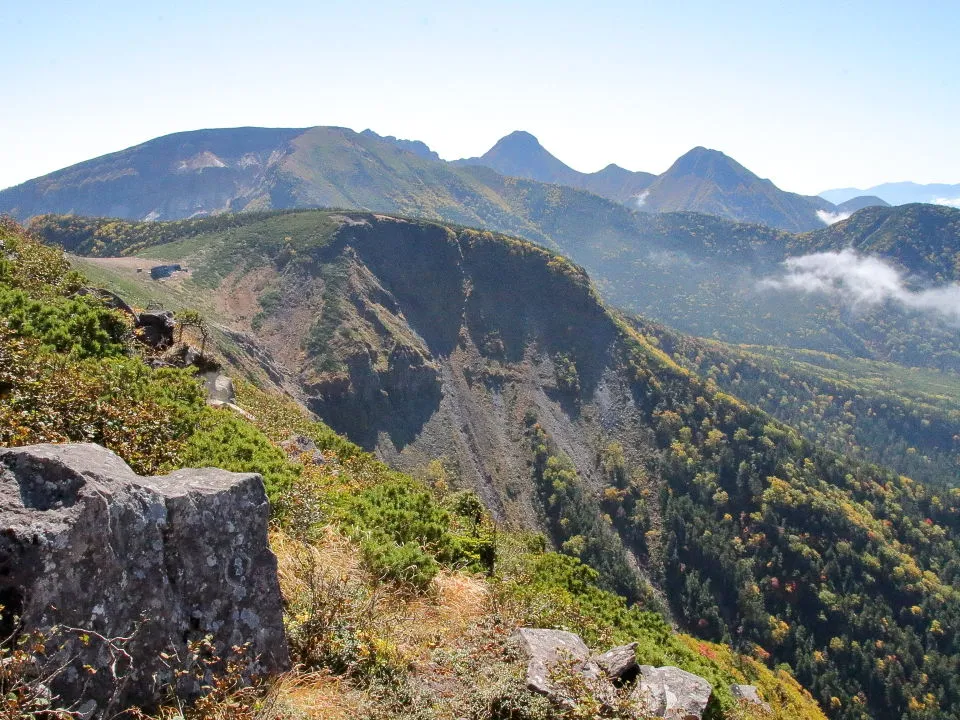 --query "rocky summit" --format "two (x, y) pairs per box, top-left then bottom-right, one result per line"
(0, 443), (289, 717)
